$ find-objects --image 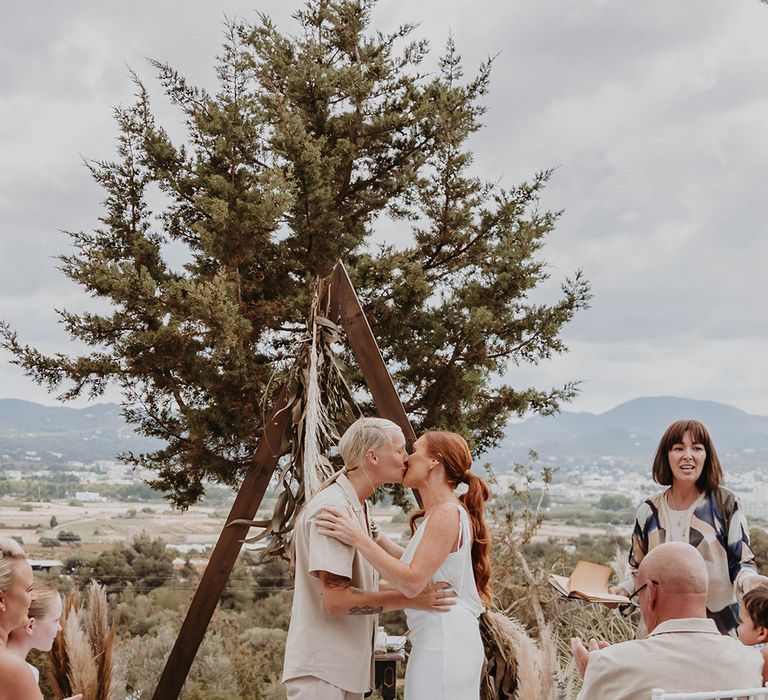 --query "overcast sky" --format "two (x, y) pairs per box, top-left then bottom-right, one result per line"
(1, 0), (767, 417)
